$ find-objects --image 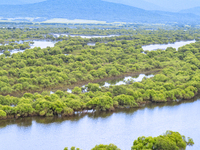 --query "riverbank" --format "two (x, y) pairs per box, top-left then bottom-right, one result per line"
(0, 91), (199, 121)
